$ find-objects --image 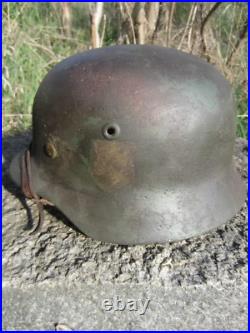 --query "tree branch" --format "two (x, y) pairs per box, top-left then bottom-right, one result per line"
(226, 18), (247, 65)
(200, 2), (222, 54)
